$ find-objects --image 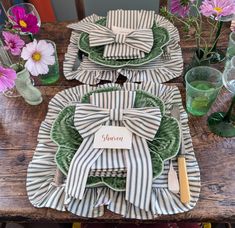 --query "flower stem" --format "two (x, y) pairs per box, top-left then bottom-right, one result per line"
(192, 1), (202, 50)
(202, 18), (218, 58)
(29, 34), (34, 42)
(210, 21), (223, 52)
(224, 95), (235, 122)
